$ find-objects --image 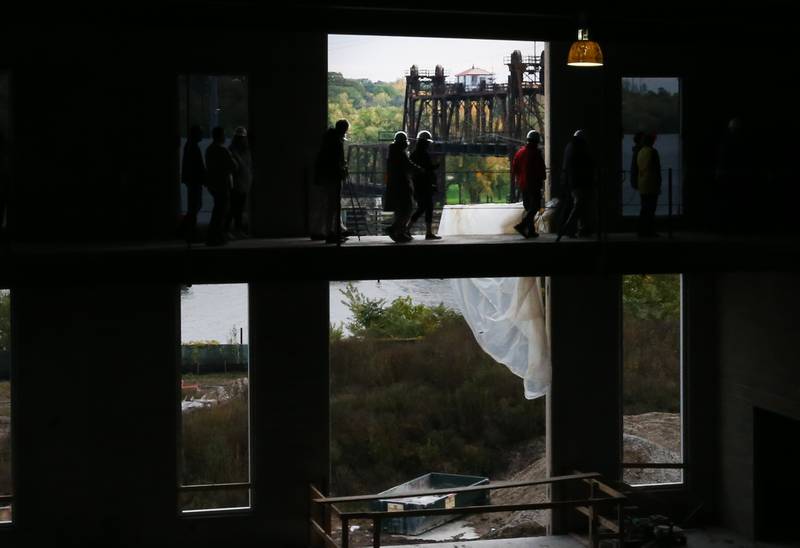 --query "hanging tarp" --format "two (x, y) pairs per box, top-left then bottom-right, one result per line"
(439, 204), (551, 399)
